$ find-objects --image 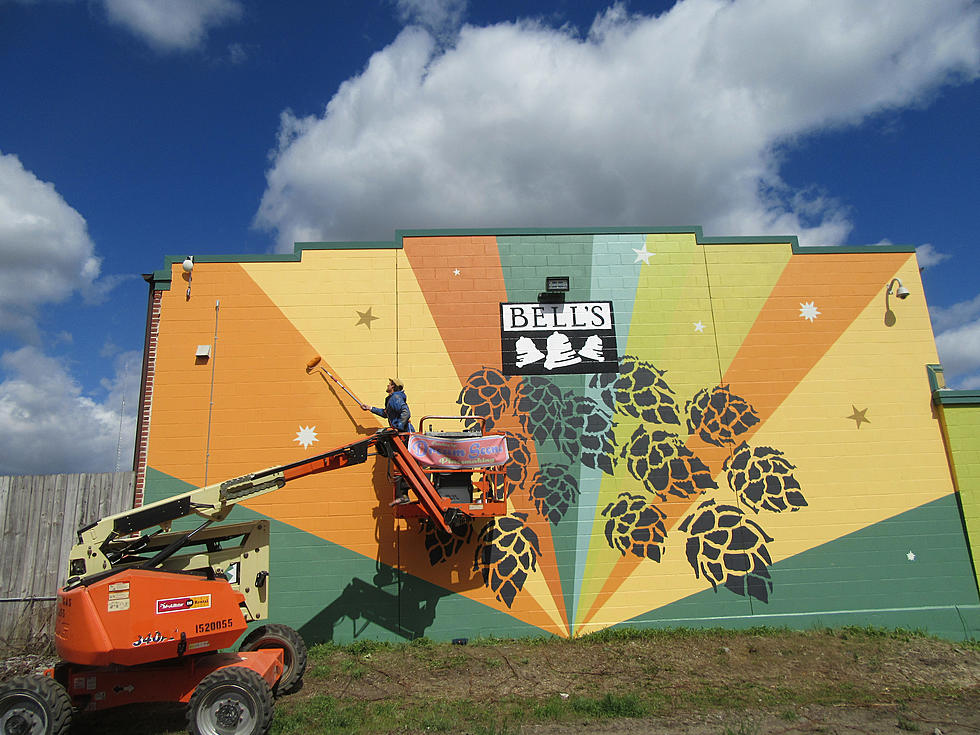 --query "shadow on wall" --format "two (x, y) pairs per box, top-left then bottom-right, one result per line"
(299, 573), (451, 643)
(300, 507), (490, 642)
